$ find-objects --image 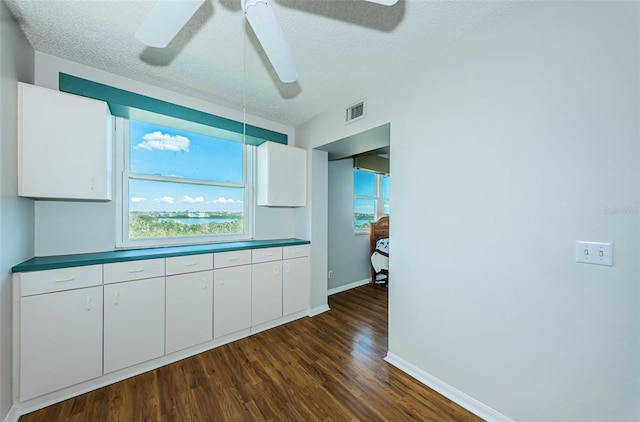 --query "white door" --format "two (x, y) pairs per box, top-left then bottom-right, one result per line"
(213, 265), (251, 338)
(104, 277), (165, 373)
(18, 83), (111, 200)
(166, 271), (213, 354)
(251, 261), (283, 326)
(283, 257), (310, 316)
(20, 286), (103, 400)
